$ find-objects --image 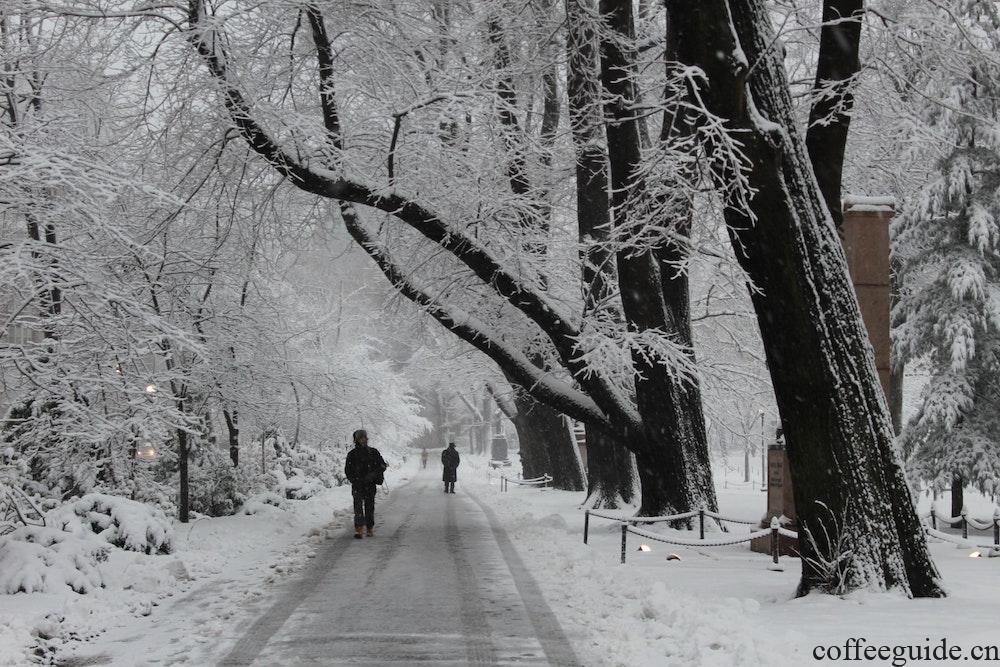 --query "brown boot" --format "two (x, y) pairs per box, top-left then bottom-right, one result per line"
(366, 527), (374, 537)
(354, 526), (363, 539)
